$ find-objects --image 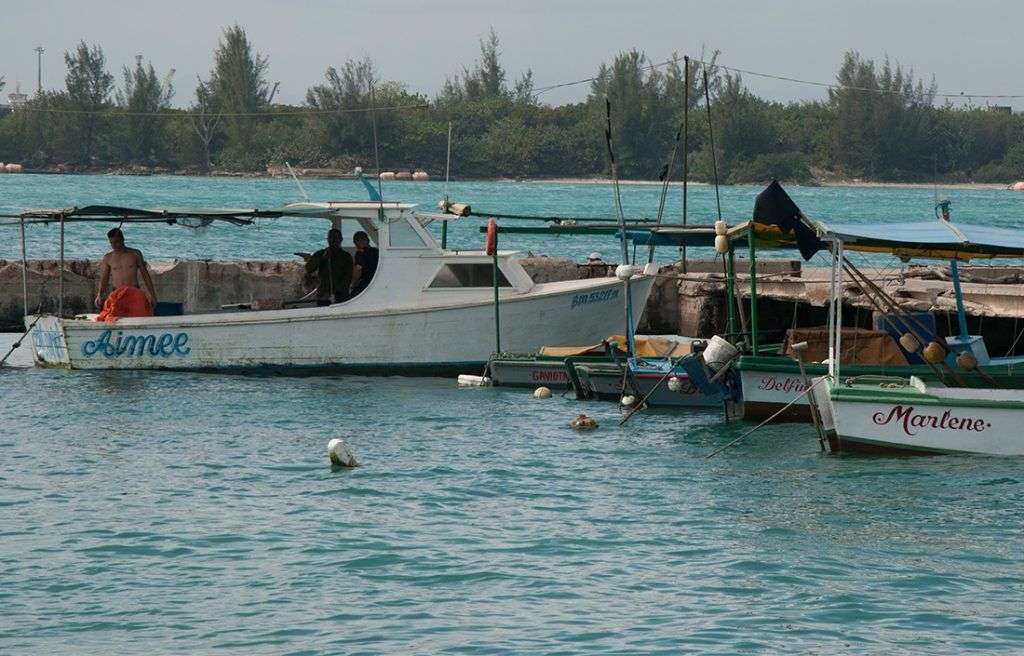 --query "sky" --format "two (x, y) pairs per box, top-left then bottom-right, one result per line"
(2, 0), (1023, 109)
